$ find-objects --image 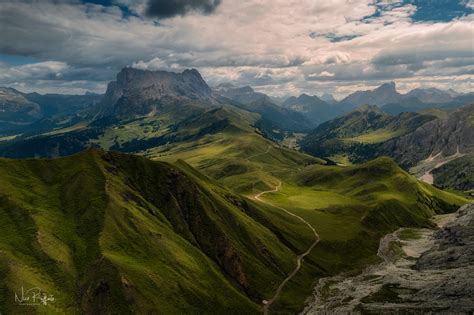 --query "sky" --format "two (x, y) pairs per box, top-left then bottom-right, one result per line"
(0, 0), (473, 98)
